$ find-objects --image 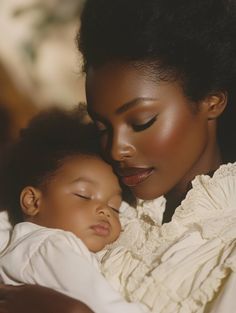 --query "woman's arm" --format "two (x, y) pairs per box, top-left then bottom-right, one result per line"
(0, 284), (94, 313)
